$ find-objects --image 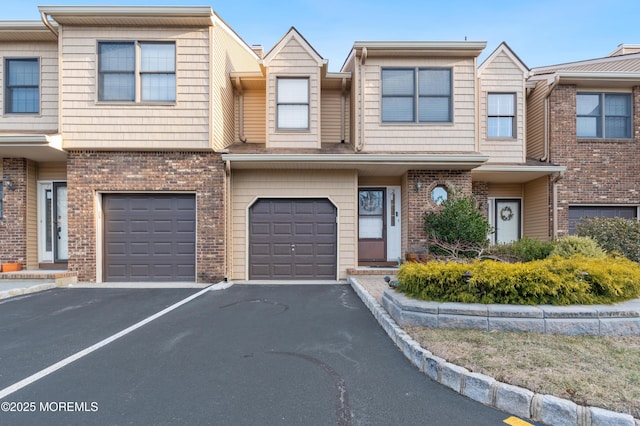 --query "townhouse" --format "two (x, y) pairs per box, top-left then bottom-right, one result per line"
(0, 6), (637, 283)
